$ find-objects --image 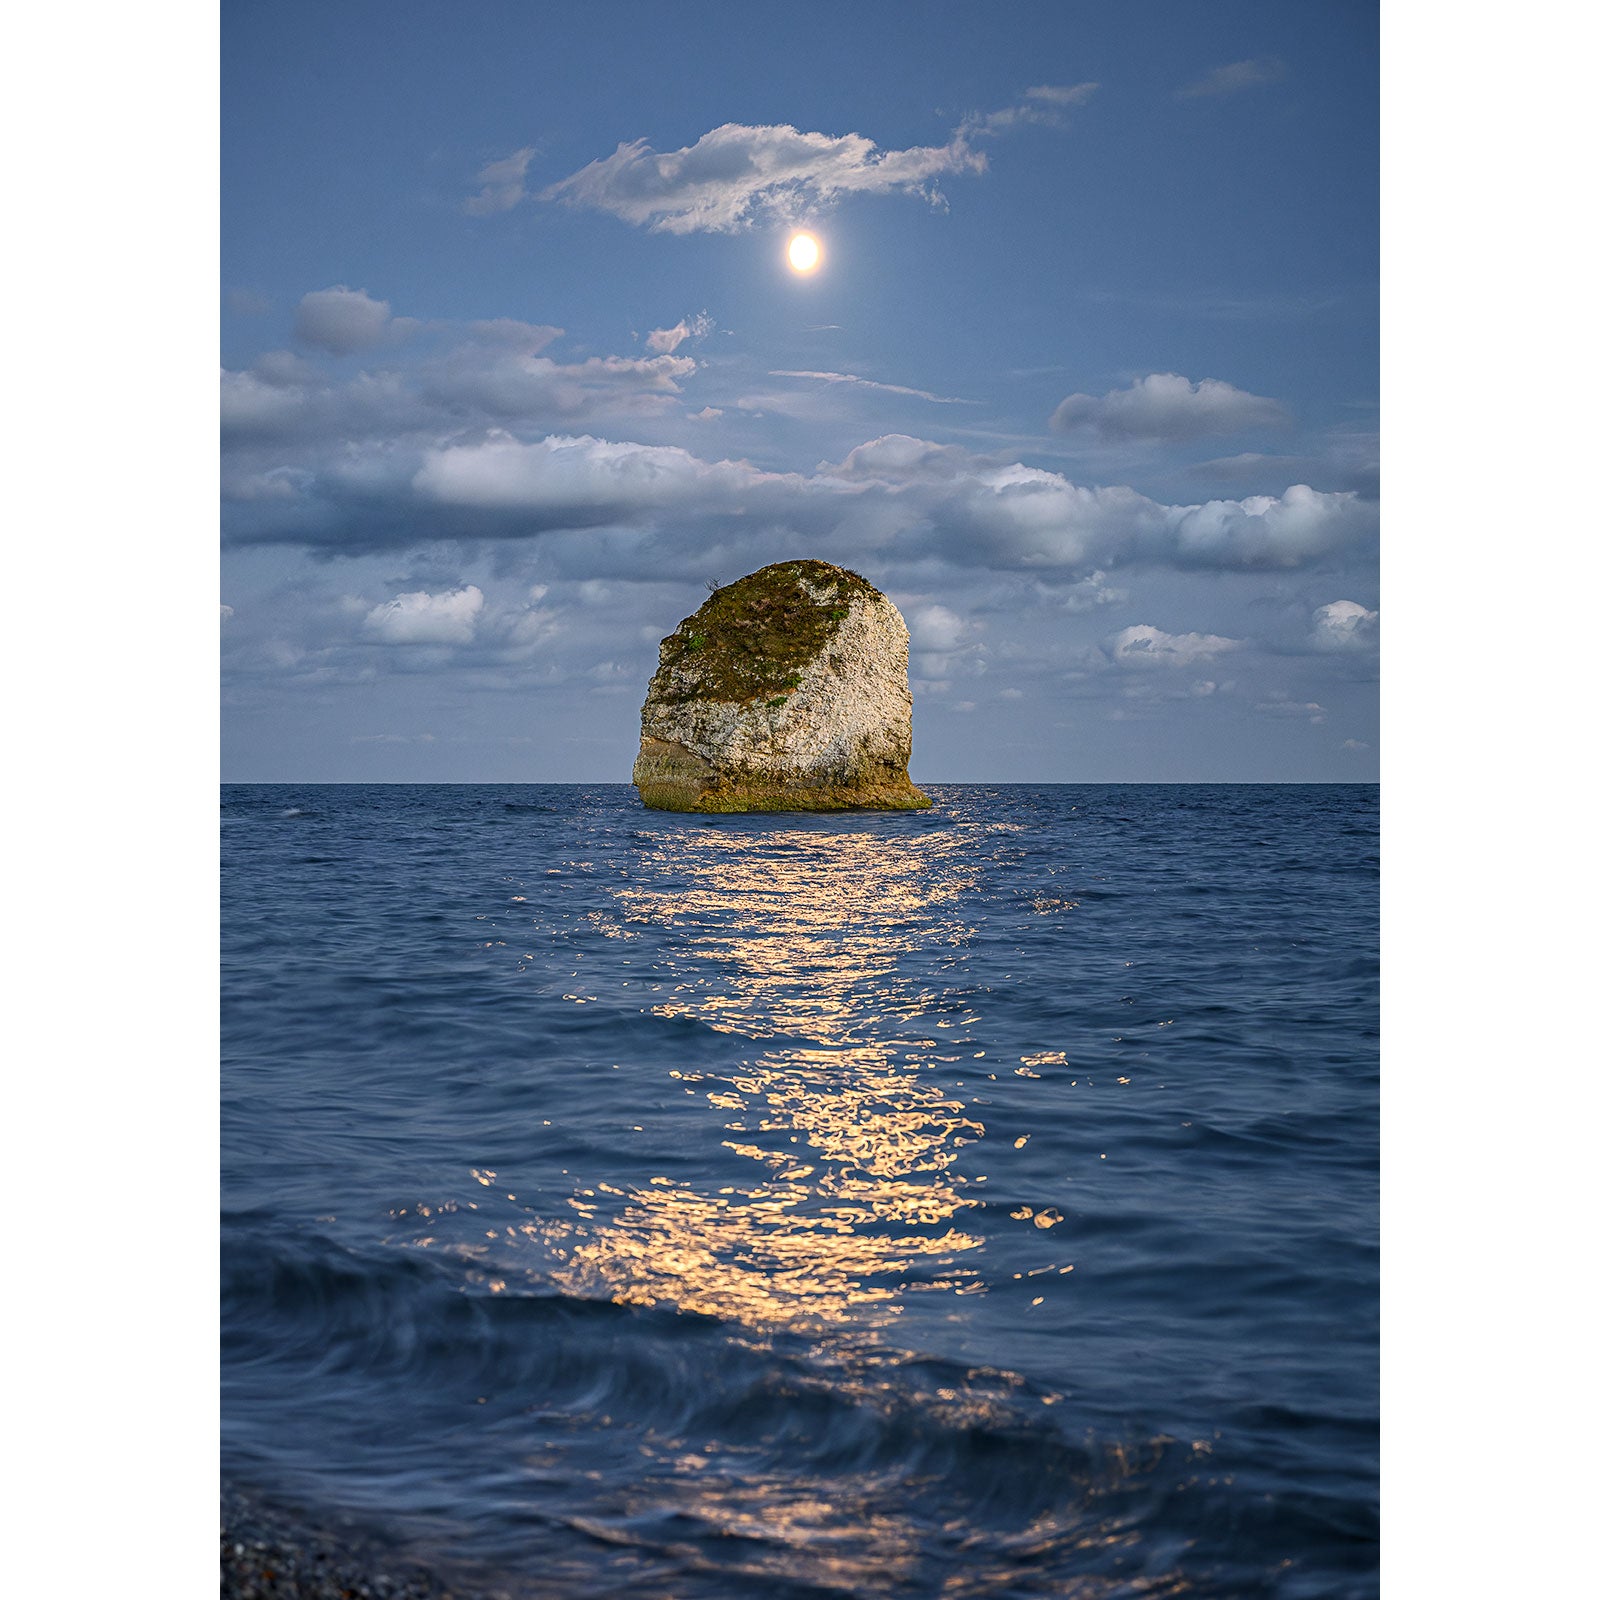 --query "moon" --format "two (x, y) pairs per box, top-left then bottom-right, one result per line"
(787, 232), (821, 274)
